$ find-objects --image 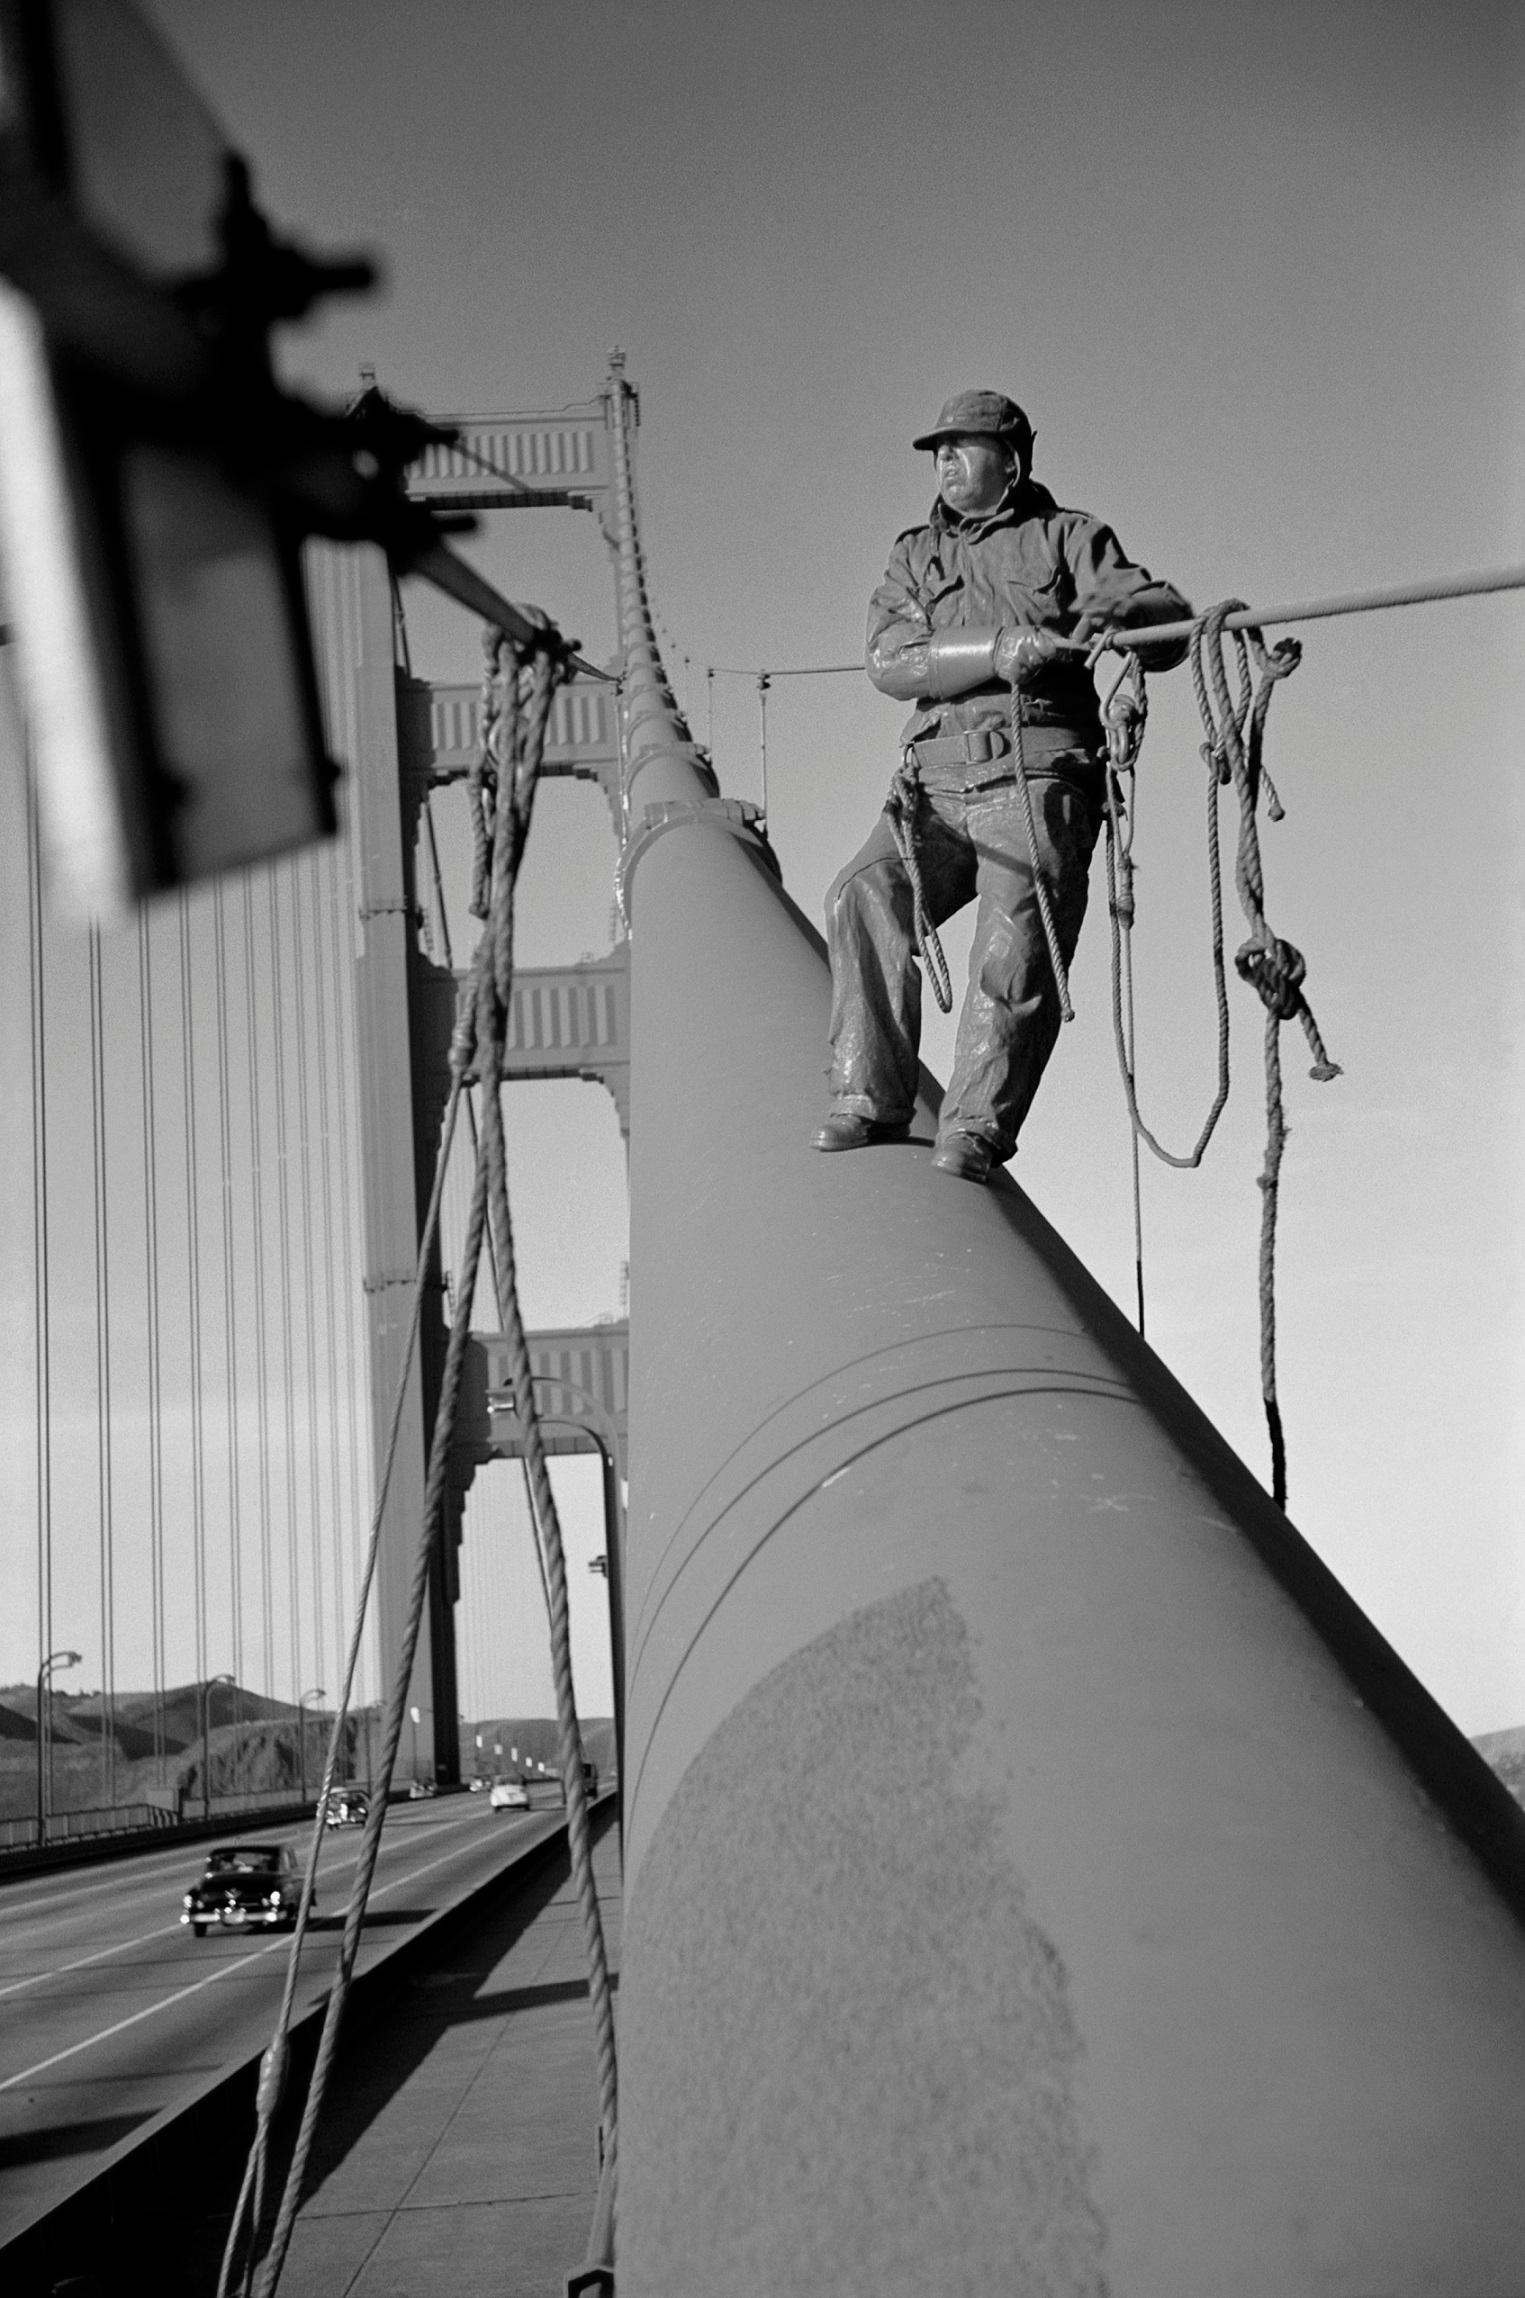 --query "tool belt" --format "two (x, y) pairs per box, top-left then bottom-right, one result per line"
(907, 699), (1084, 774)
